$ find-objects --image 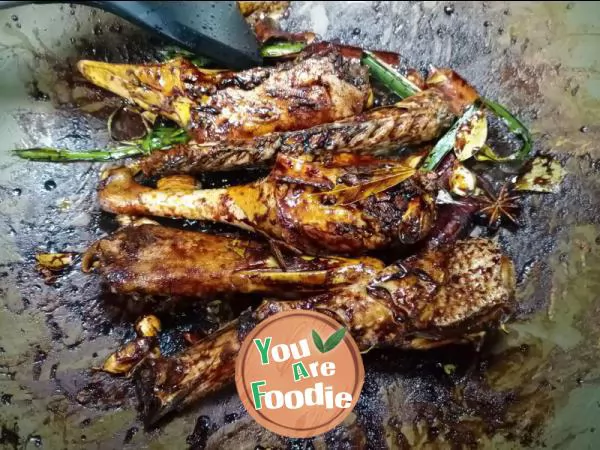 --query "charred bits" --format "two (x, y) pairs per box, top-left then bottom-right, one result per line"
(0, 423), (20, 448)
(123, 426), (138, 444)
(186, 415), (213, 450)
(43, 180), (57, 191)
(32, 349), (48, 381)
